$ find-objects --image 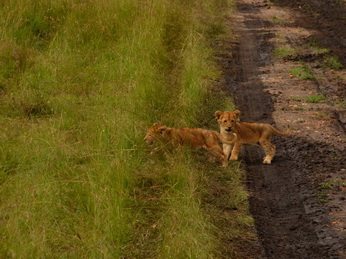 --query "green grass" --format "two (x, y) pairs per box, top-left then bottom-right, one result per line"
(290, 94), (327, 103)
(0, 0), (254, 258)
(314, 112), (330, 118)
(274, 47), (296, 58)
(323, 56), (343, 70)
(288, 65), (315, 80)
(271, 16), (289, 25)
(315, 190), (328, 203)
(321, 179), (346, 189)
(337, 99), (346, 109)
(304, 94), (327, 103)
(316, 179), (346, 204)
(306, 38), (330, 54)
